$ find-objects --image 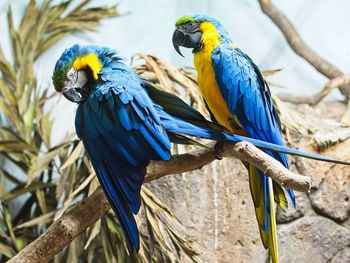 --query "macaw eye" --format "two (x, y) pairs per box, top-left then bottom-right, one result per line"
(67, 69), (76, 79)
(182, 22), (197, 32)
